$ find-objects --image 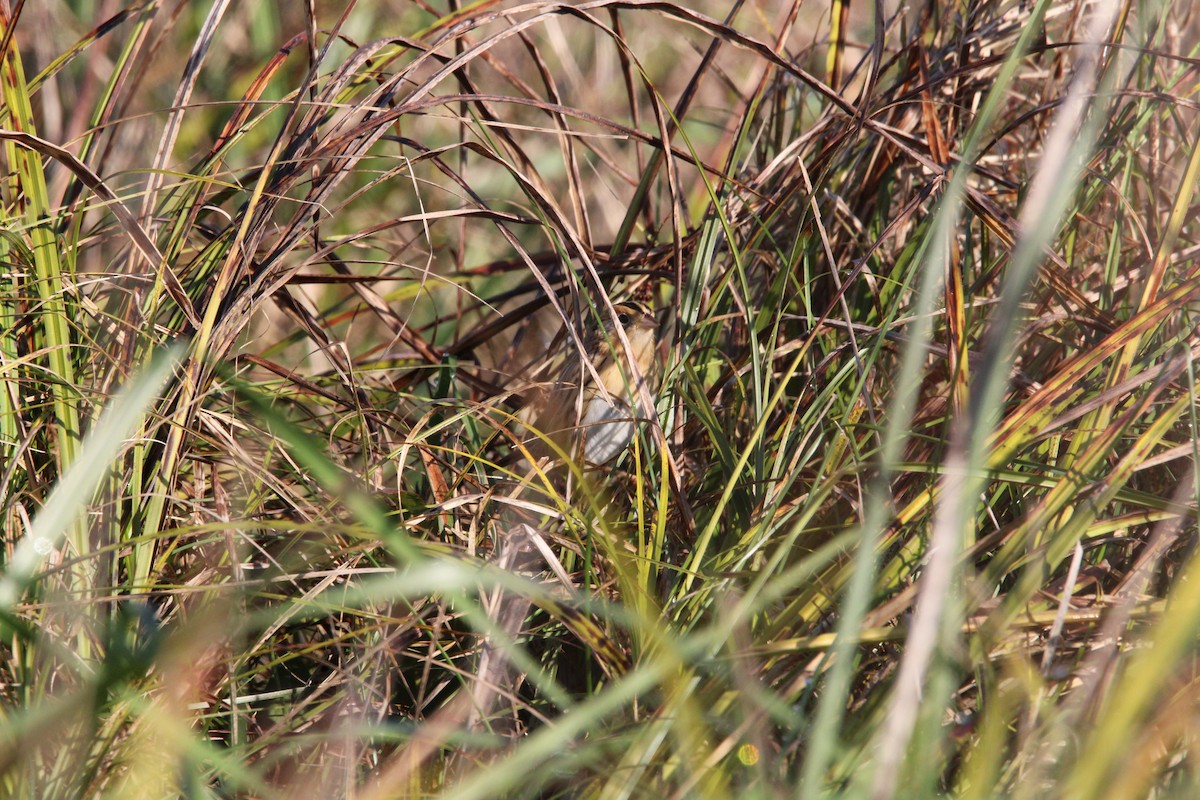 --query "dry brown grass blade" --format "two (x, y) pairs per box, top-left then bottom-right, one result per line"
(211, 31), (310, 154)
